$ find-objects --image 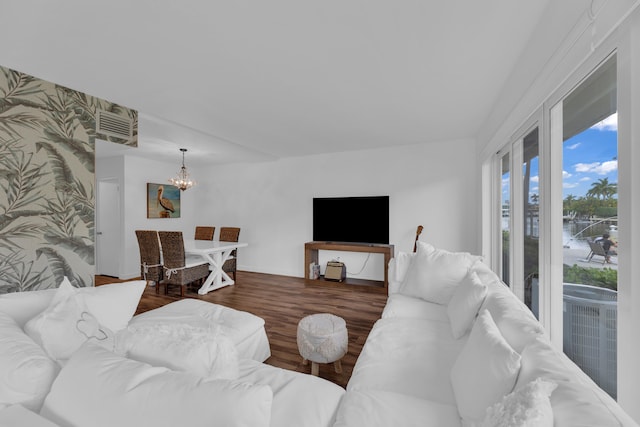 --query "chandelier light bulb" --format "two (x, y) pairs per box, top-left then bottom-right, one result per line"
(169, 148), (196, 191)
